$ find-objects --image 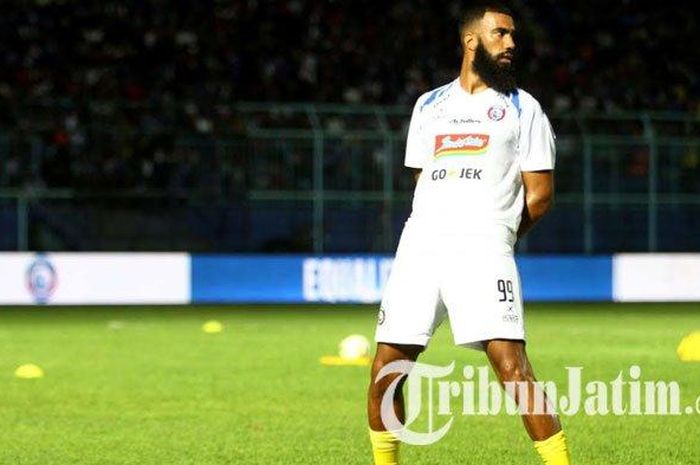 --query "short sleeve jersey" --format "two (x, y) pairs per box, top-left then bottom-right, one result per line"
(403, 79), (556, 245)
